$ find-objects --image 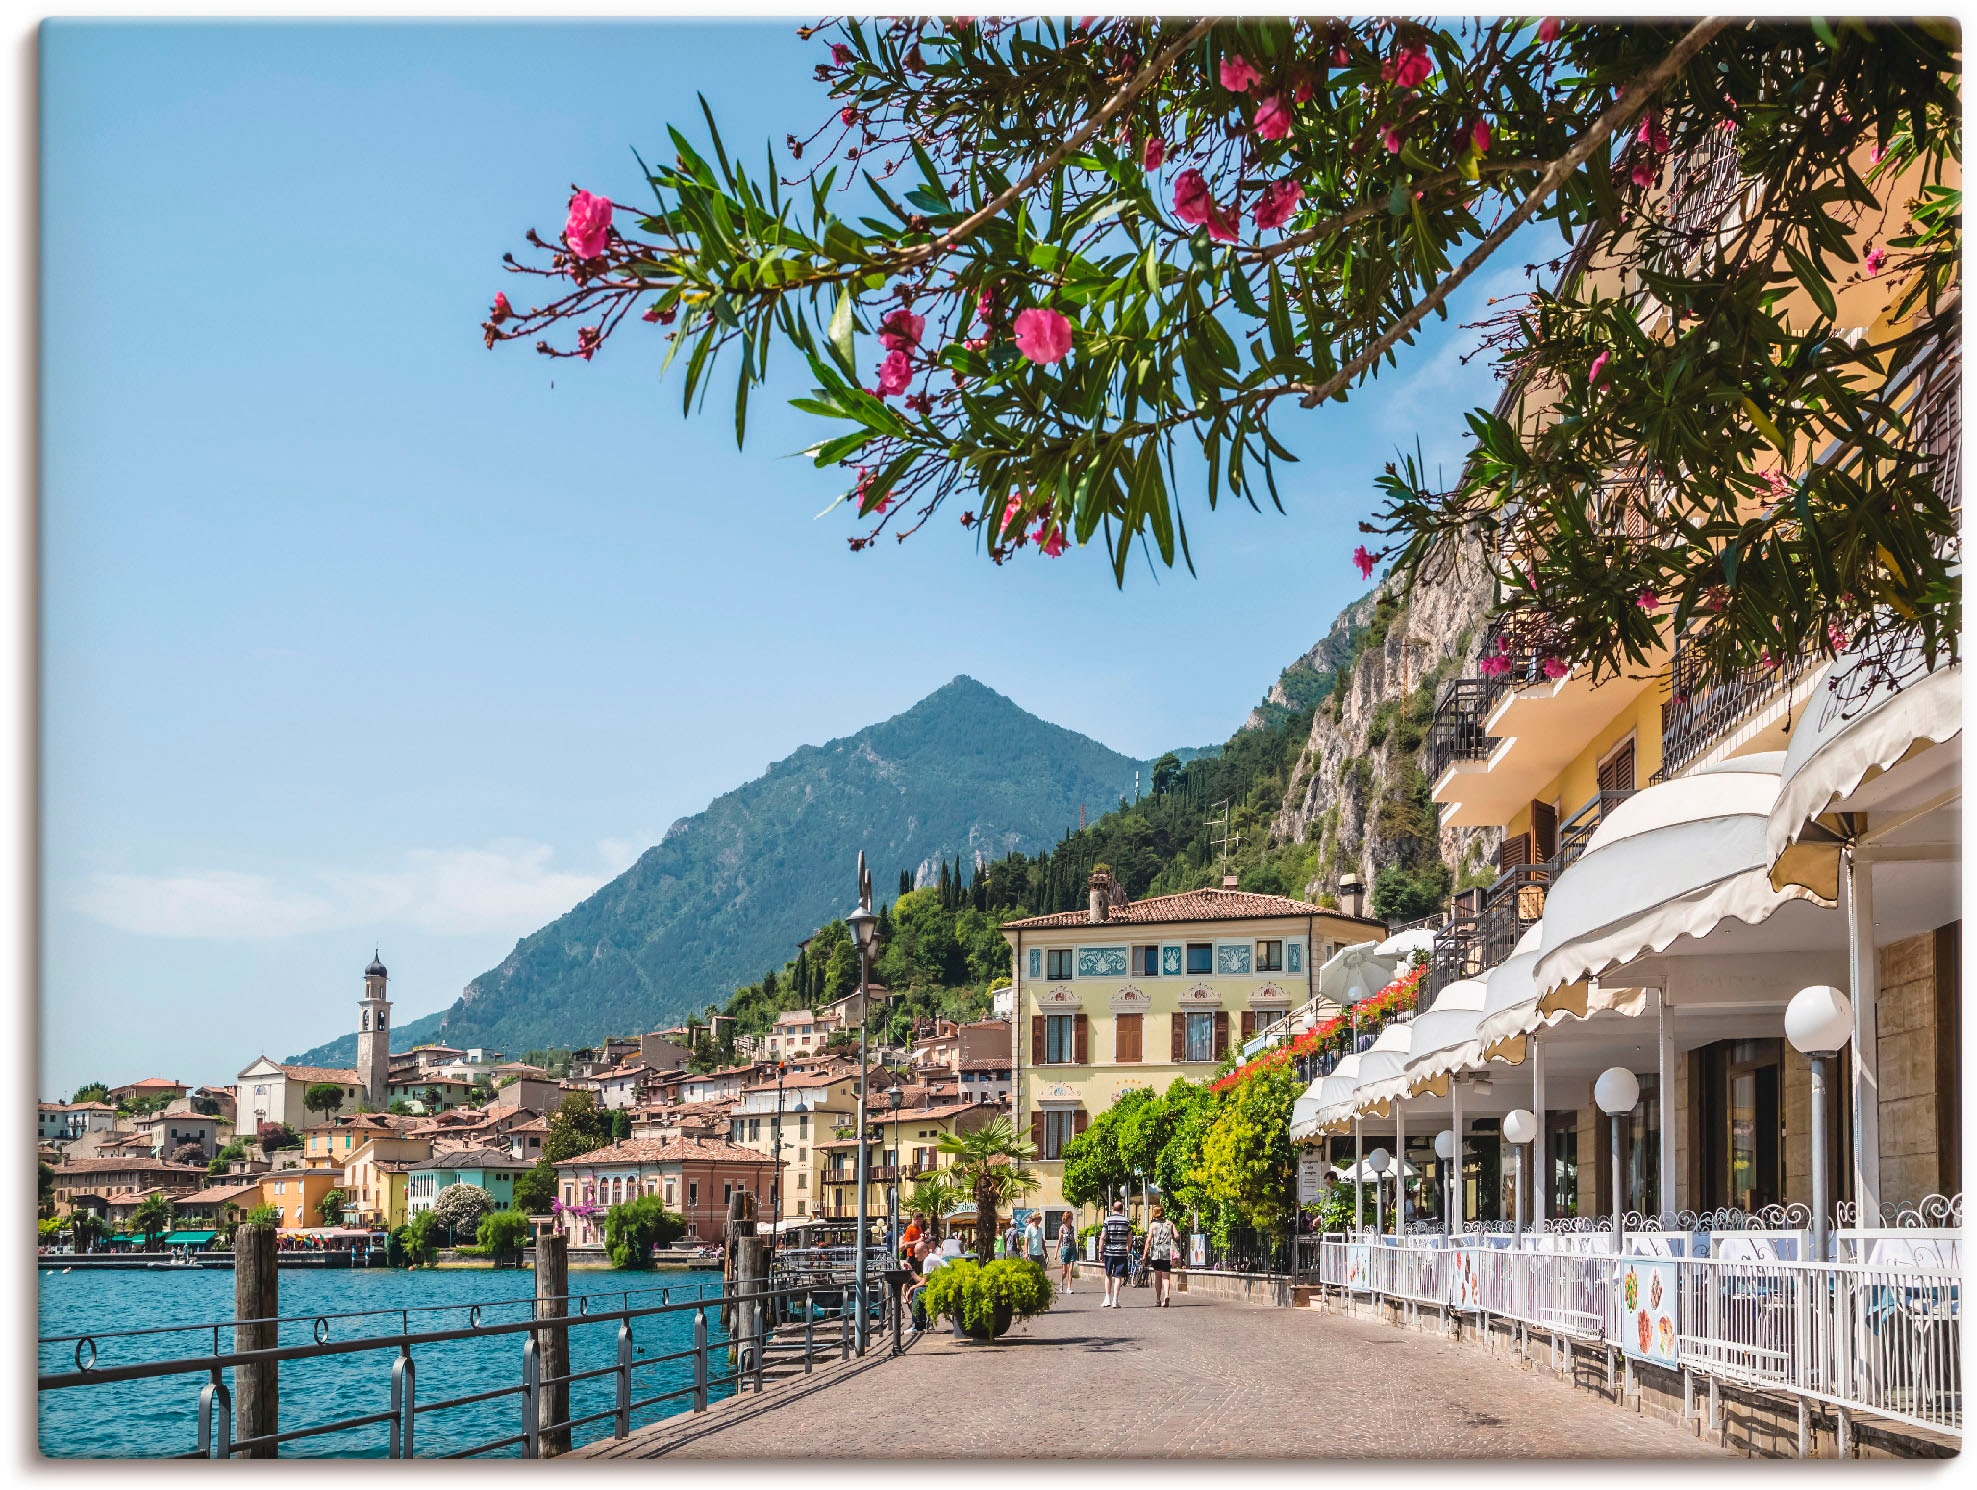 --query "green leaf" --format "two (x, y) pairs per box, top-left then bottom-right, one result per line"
(828, 286), (857, 376)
